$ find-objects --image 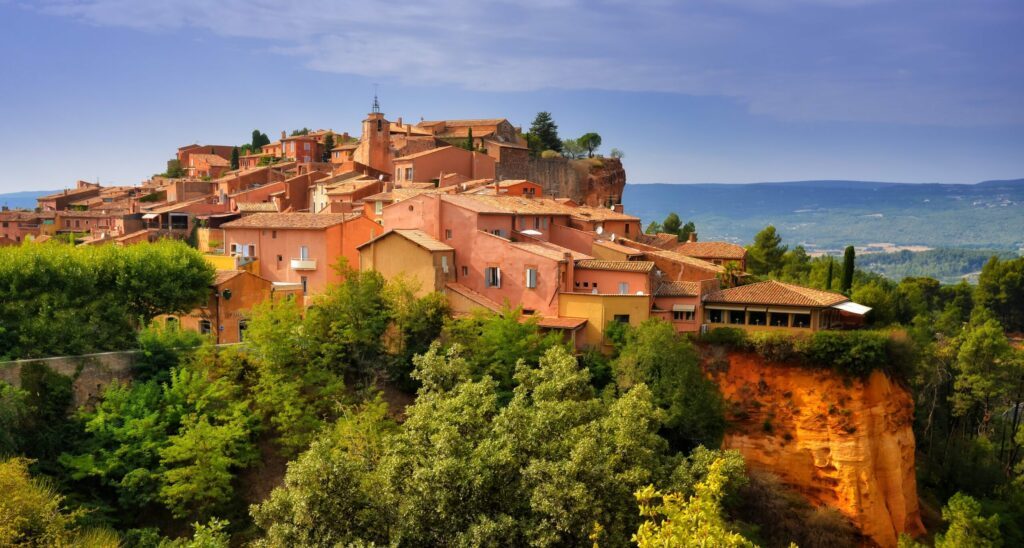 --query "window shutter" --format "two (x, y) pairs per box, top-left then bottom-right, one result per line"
(496, 267), (501, 288)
